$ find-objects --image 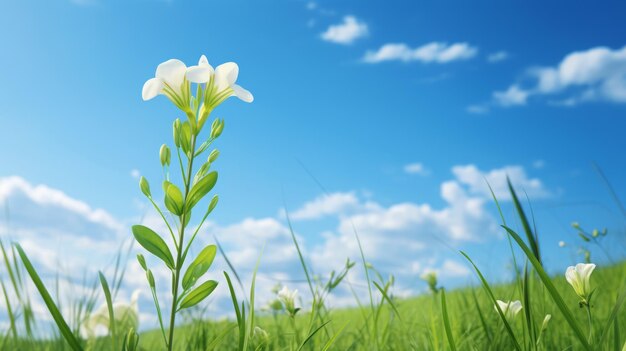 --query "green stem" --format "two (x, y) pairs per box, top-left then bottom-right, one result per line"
(585, 303), (593, 345)
(167, 133), (197, 351)
(290, 315), (302, 347)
